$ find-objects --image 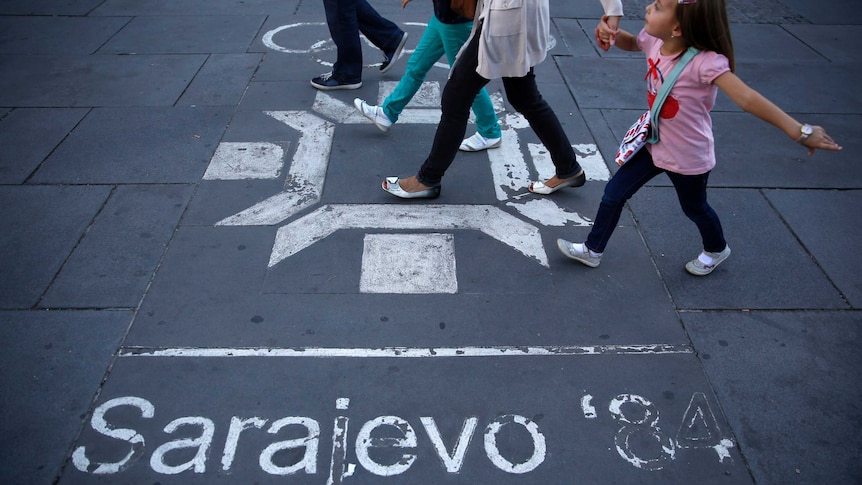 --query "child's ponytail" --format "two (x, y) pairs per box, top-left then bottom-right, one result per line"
(677, 0), (735, 72)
